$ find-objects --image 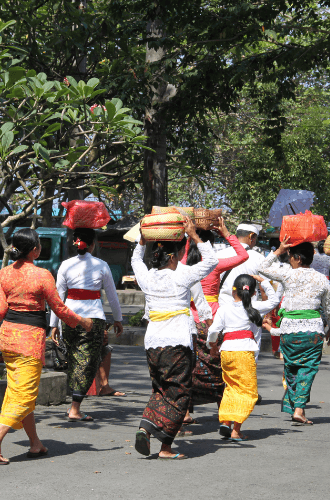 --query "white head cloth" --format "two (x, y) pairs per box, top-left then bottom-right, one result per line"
(236, 223), (259, 236)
